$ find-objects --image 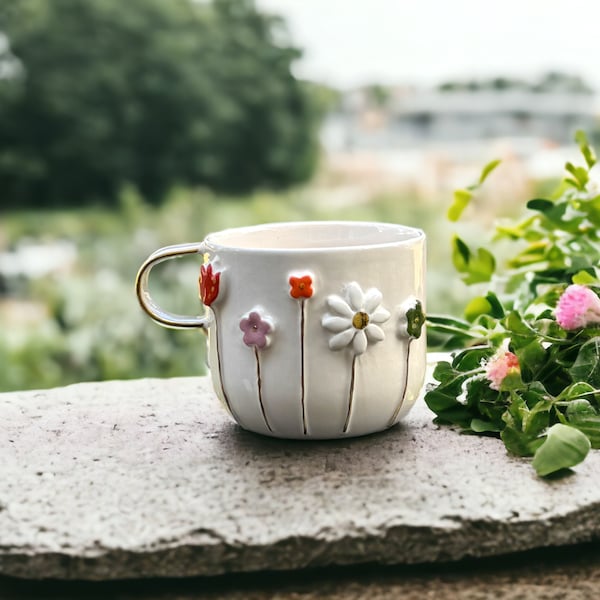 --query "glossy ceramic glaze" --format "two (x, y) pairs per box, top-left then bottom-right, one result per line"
(136, 221), (426, 439)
